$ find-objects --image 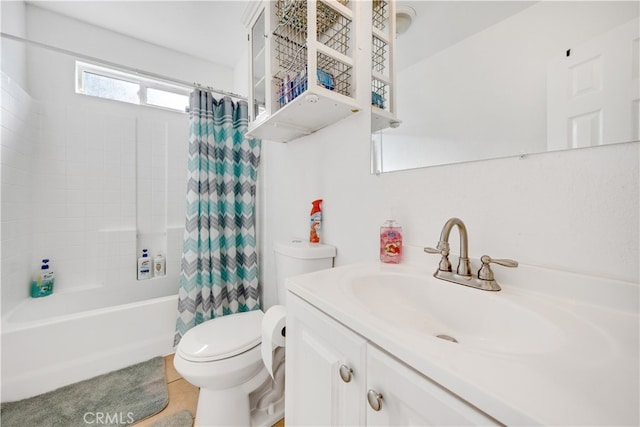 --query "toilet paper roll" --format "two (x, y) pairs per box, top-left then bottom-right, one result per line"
(261, 305), (287, 379)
